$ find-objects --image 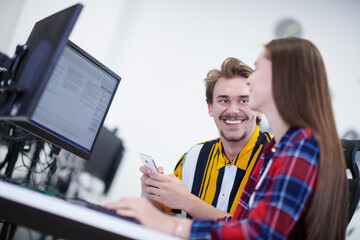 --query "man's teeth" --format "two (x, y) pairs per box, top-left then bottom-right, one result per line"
(225, 120), (243, 124)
